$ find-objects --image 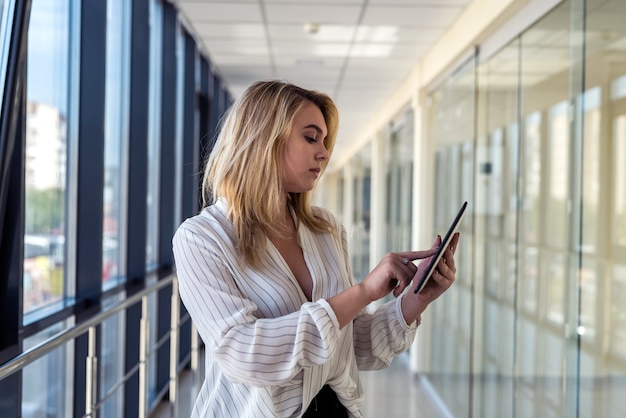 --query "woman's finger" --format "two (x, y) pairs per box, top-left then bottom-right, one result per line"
(395, 235), (442, 263)
(397, 255), (418, 275)
(393, 271), (412, 297)
(448, 232), (460, 255)
(435, 253), (456, 285)
(396, 248), (437, 262)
